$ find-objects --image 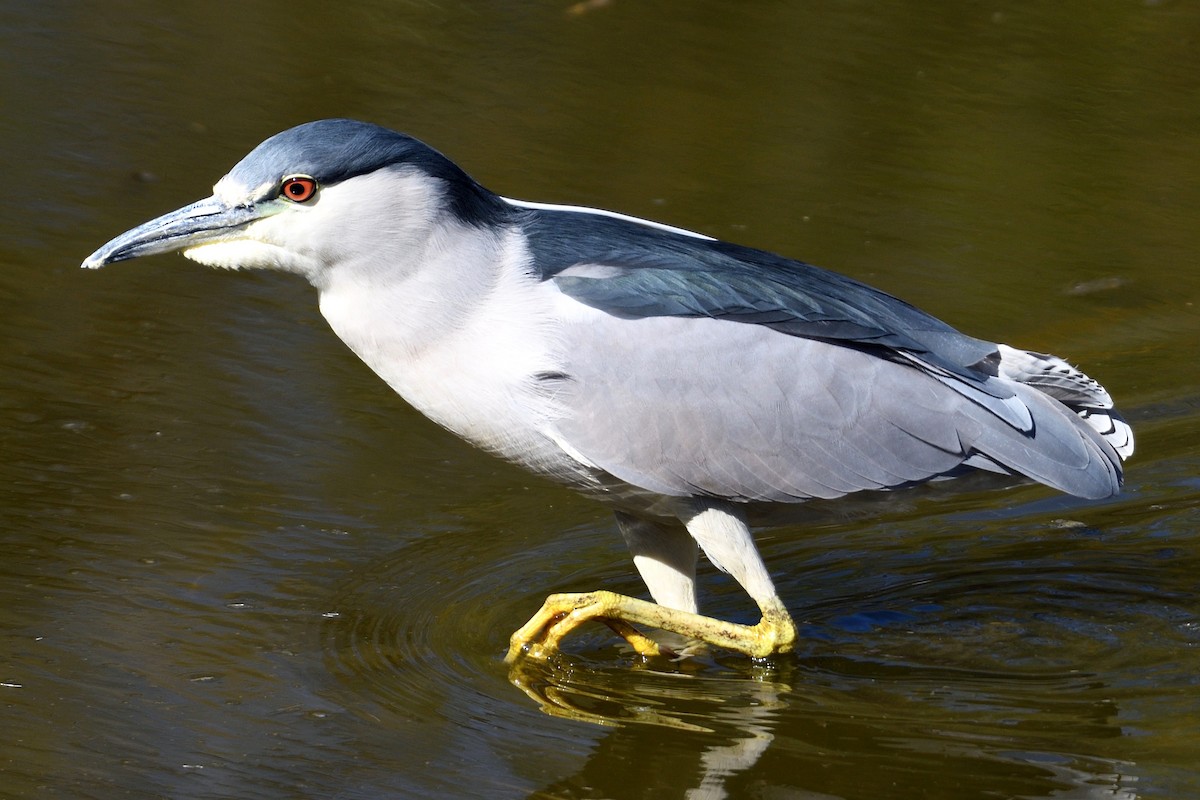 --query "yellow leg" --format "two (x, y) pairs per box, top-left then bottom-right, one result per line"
(504, 590), (796, 663)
